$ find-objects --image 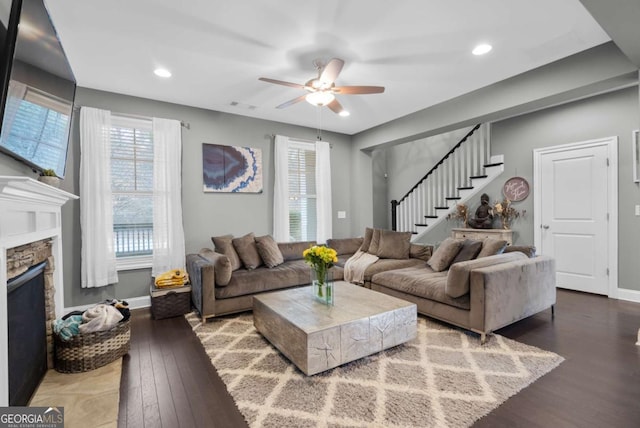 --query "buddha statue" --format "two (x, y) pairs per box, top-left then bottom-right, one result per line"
(467, 193), (494, 229)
